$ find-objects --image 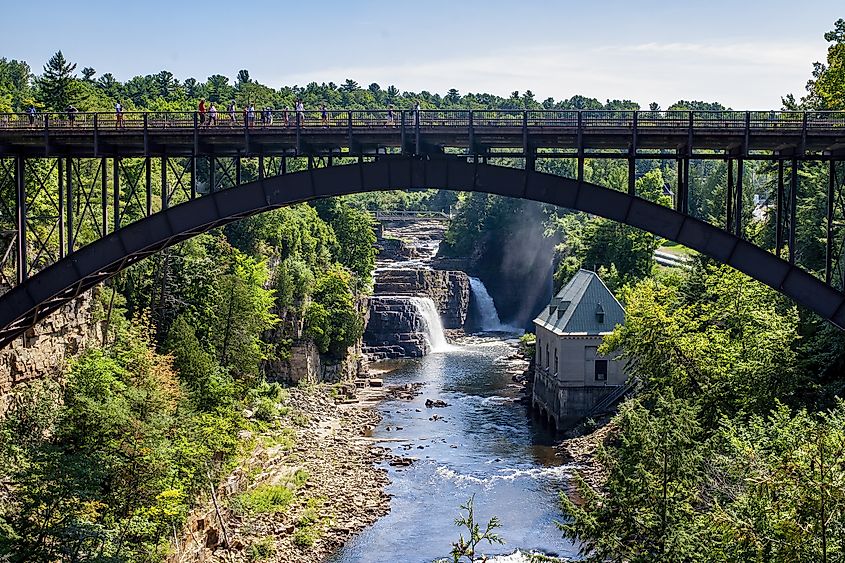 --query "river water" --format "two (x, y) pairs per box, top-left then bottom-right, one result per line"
(330, 336), (580, 562)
